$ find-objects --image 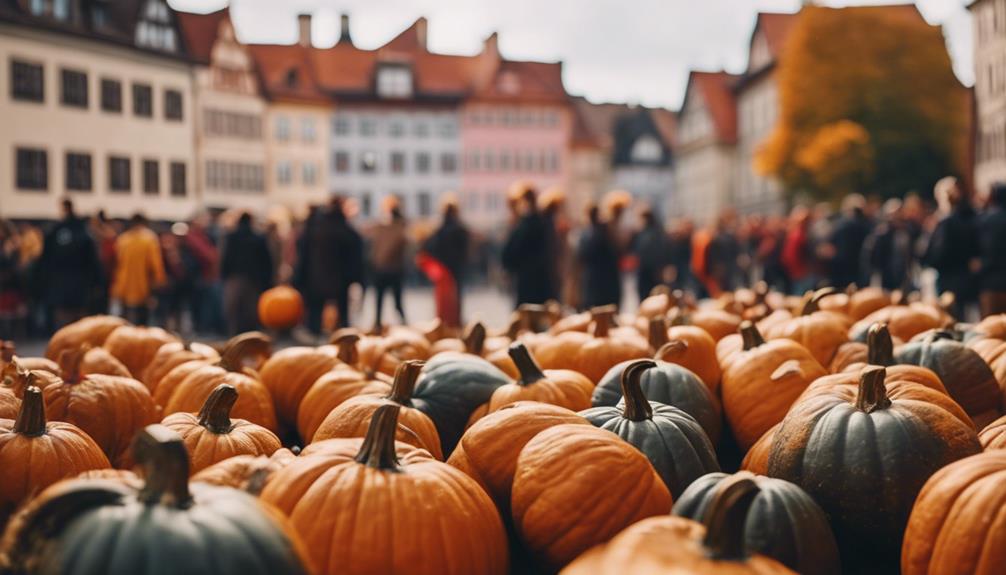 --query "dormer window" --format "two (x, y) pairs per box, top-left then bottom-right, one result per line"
(286, 68), (299, 88)
(376, 64), (412, 99)
(30, 0), (71, 21)
(136, 0), (177, 52)
(630, 135), (663, 163)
